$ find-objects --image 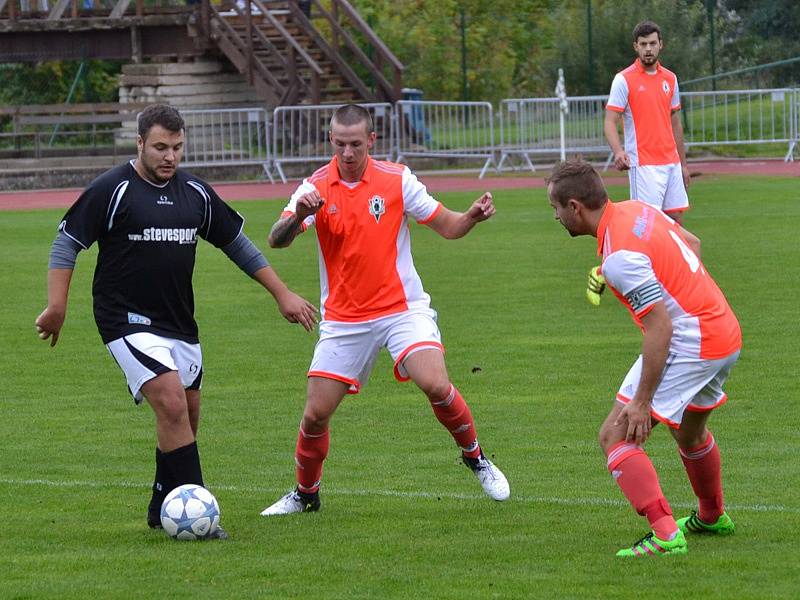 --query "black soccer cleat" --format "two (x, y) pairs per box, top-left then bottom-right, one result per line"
(206, 525), (229, 540)
(147, 512), (162, 529)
